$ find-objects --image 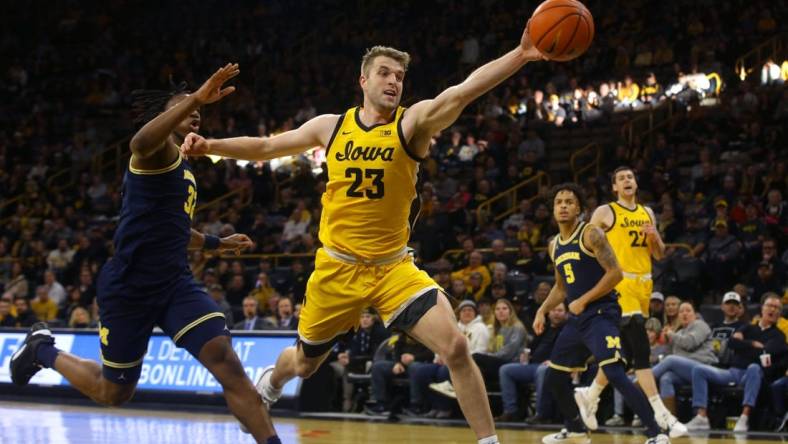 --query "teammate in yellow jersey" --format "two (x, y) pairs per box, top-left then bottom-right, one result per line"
(181, 30), (546, 444)
(573, 166), (688, 438)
